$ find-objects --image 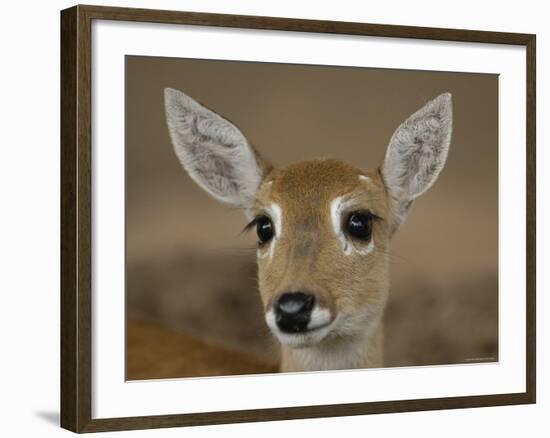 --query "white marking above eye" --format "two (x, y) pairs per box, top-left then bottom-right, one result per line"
(359, 175), (371, 182)
(330, 196), (375, 256)
(257, 202), (282, 261)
